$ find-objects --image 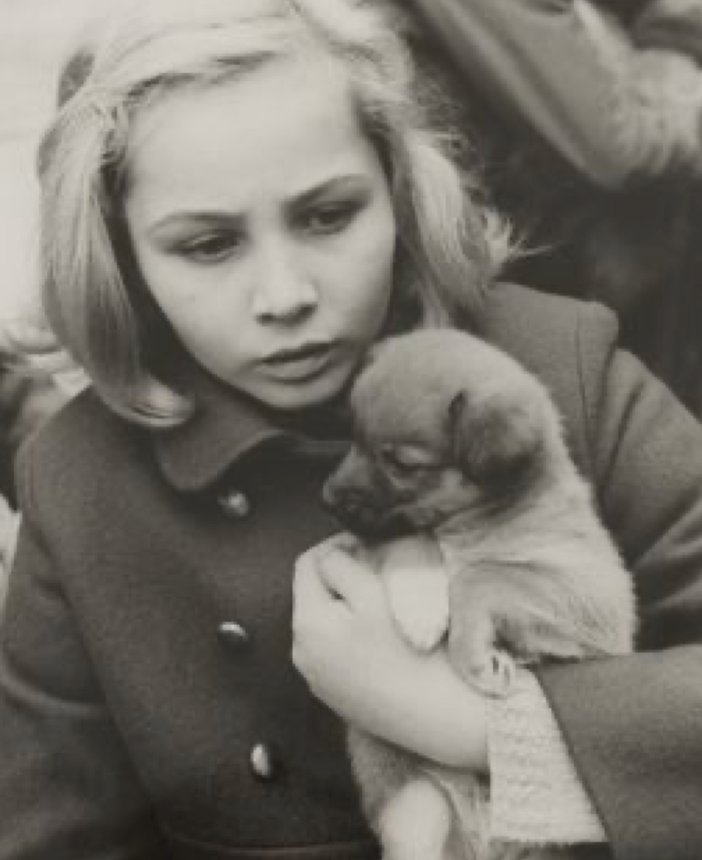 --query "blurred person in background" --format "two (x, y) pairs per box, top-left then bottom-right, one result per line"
(0, 322), (71, 603)
(391, 0), (702, 416)
(0, 23), (98, 605)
